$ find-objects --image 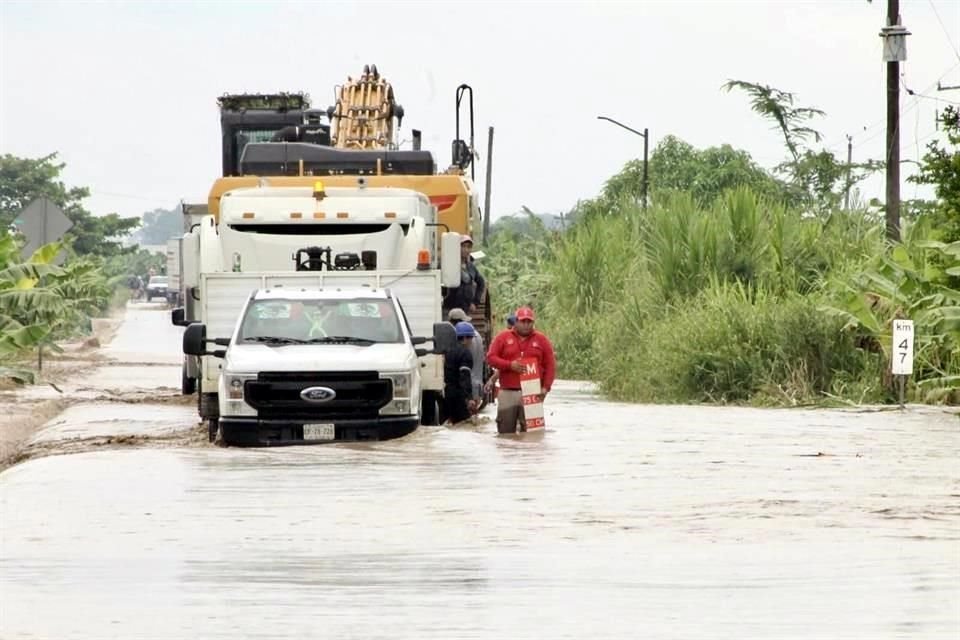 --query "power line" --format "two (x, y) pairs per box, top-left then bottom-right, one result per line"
(928, 0), (960, 63)
(904, 128), (943, 149)
(844, 72), (953, 152)
(903, 76), (960, 105)
(87, 190), (178, 204)
(825, 60), (960, 153)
